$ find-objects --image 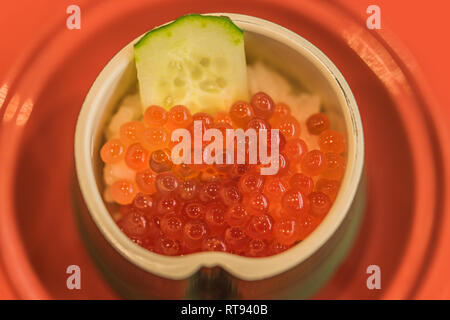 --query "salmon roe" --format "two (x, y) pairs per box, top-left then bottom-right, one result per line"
(306, 112), (330, 135)
(100, 92), (347, 257)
